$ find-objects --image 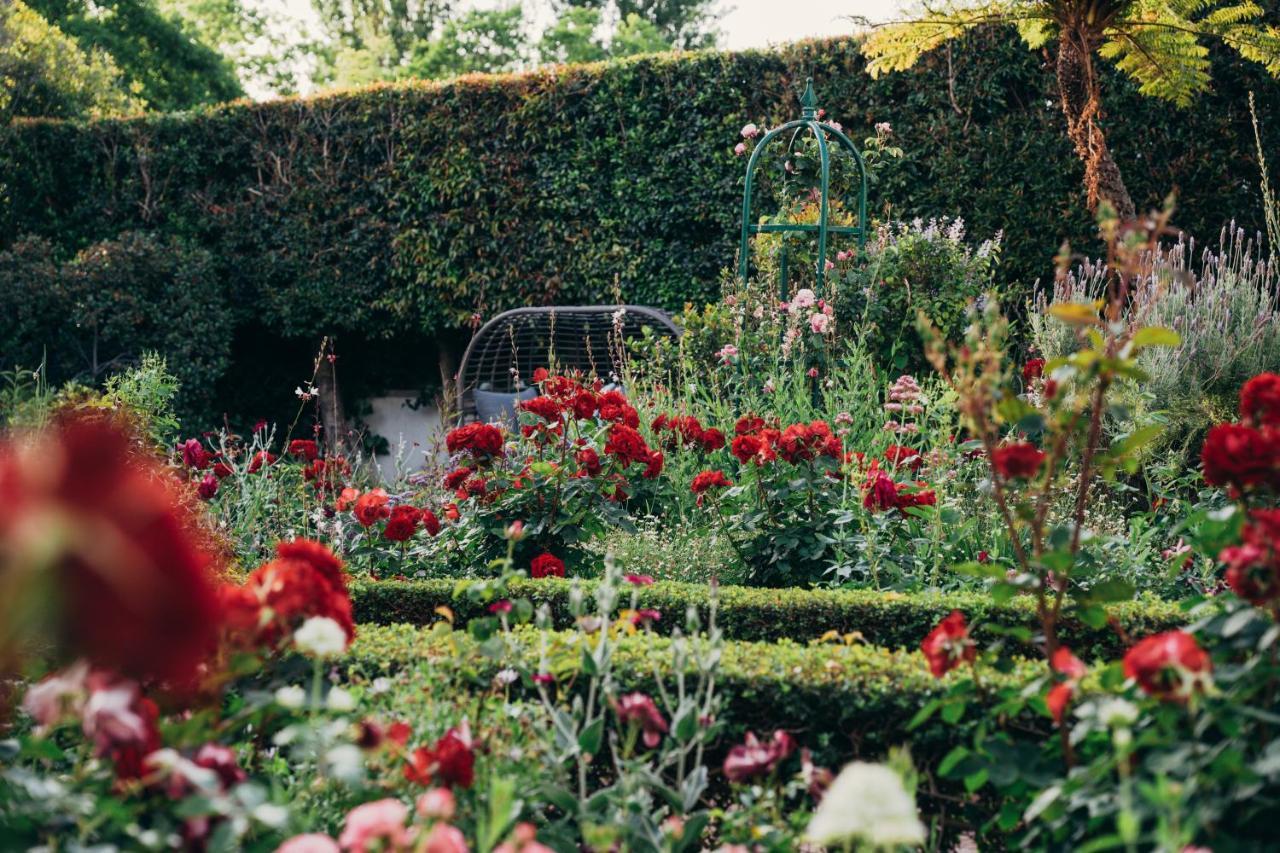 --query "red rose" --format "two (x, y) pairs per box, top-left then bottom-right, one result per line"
(530, 552), (566, 579)
(1123, 630), (1212, 702)
(196, 472), (219, 500)
(1201, 423), (1279, 490)
(700, 428), (726, 452)
(1022, 358), (1045, 382)
(992, 442), (1045, 479)
(247, 450), (277, 473)
(779, 421), (838, 463)
(921, 610), (976, 678)
(1046, 646), (1087, 723)
(884, 445), (922, 471)
(532, 367), (549, 384)
(731, 434), (762, 464)
(235, 539), (354, 650)
(597, 390), (632, 423)
(604, 423), (652, 466)
(421, 509), (441, 537)
(353, 489), (391, 526)
(690, 469), (731, 505)
(179, 438), (210, 469)
(1045, 683), (1074, 724)
(520, 396), (563, 422)
(445, 423), (504, 460)
(734, 415), (766, 436)
(723, 730), (795, 783)
(1240, 372), (1280, 427)
(404, 727), (475, 789)
(863, 470), (899, 512)
(287, 439), (319, 462)
(1218, 508), (1280, 605)
(894, 484), (936, 511)
(642, 450), (664, 479)
(0, 416), (222, 683)
(443, 467), (472, 490)
(212, 460), (233, 479)
(544, 375), (579, 400)
(576, 447), (602, 476)
(383, 505), (421, 542)
(570, 390), (598, 420)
